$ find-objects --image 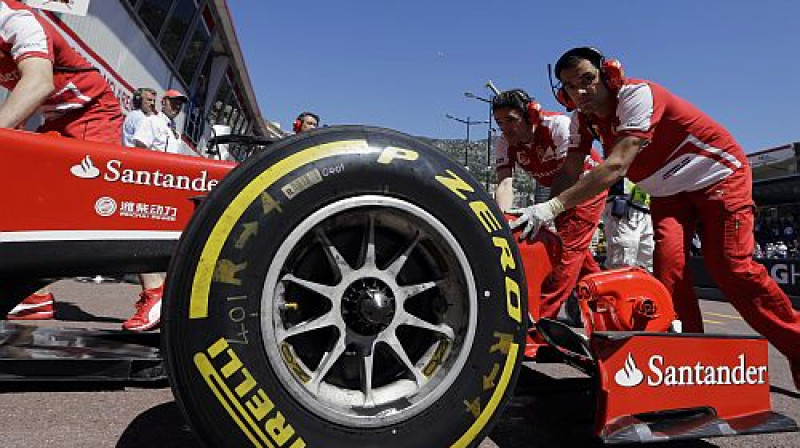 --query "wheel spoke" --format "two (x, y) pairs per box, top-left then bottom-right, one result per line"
(317, 229), (354, 277)
(281, 273), (336, 299)
(361, 215), (377, 270)
(384, 232), (421, 278)
(381, 331), (426, 387)
(279, 310), (339, 341)
(398, 312), (455, 340)
(397, 280), (439, 302)
(361, 346), (376, 407)
(308, 335), (347, 393)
